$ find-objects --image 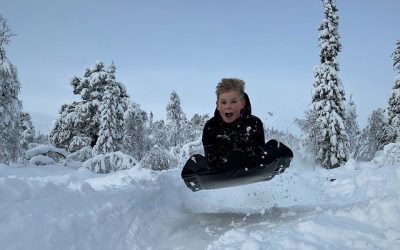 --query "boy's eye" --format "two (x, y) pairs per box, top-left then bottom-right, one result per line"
(231, 100), (237, 104)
